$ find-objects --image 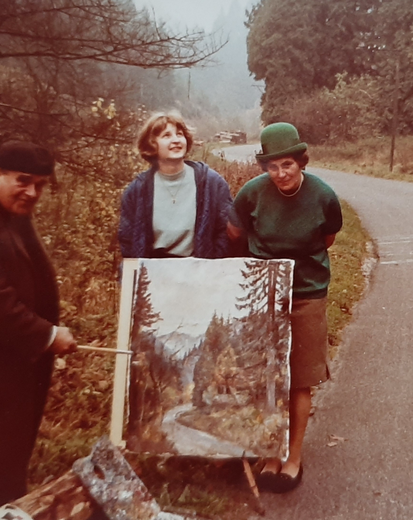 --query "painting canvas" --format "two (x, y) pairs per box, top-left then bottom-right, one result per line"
(125, 257), (294, 460)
